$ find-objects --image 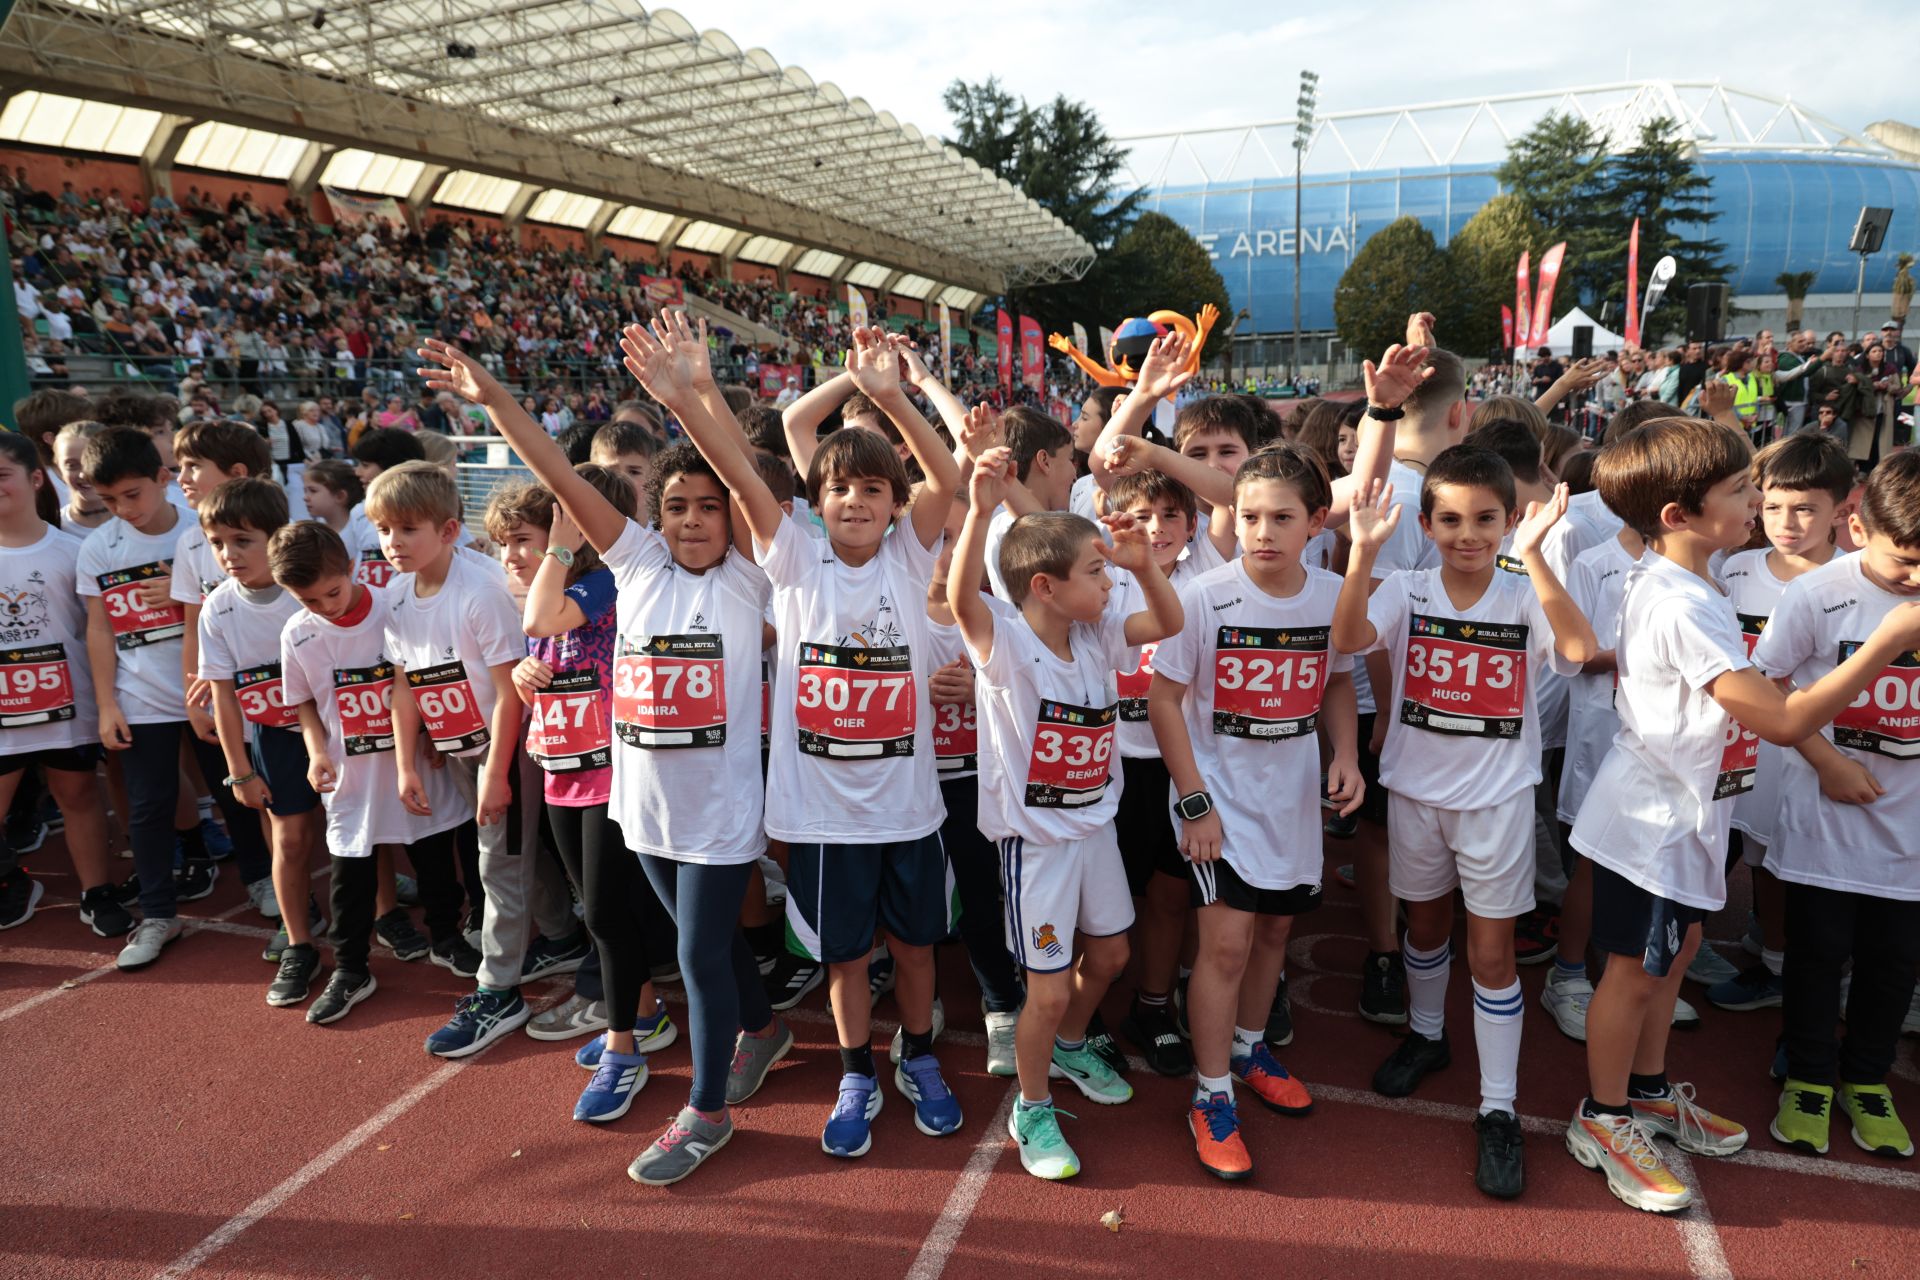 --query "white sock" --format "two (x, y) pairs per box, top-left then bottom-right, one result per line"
(1195, 1071), (1232, 1102)
(1473, 977), (1524, 1115)
(1761, 948), (1784, 977)
(1231, 1025), (1263, 1059)
(1404, 936), (1451, 1039)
